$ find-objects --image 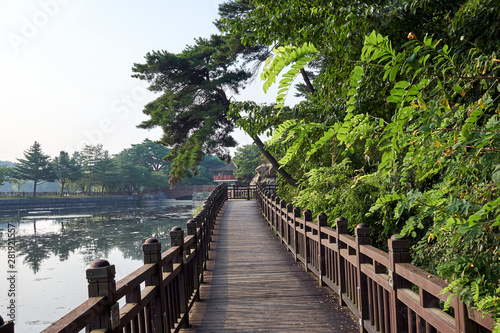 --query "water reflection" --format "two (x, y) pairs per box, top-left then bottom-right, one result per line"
(0, 203), (194, 274)
(0, 200), (195, 332)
